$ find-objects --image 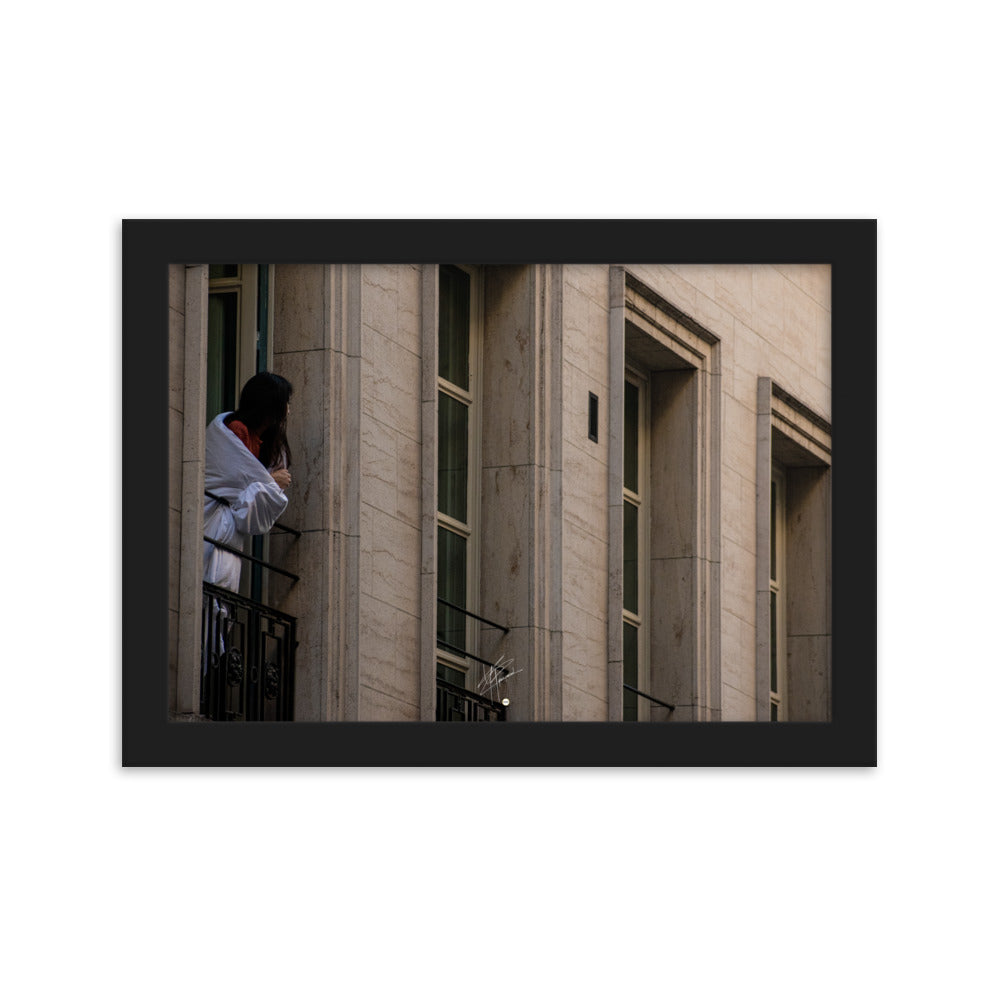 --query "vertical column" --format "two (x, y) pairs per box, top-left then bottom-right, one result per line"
(606, 266), (625, 721)
(341, 265), (362, 720)
(168, 264), (185, 713)
(419, 265), (439, 720)
(755, 376), (773, 721)
(176, 265), (208, 715)
(525, 264), (558, 720)
(786, 466), (832, 721)
(545, 264), (564, 720)
(707, 348), (723, 722)
(479, 267), (539, 720)
(269, 264), (360, 721)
